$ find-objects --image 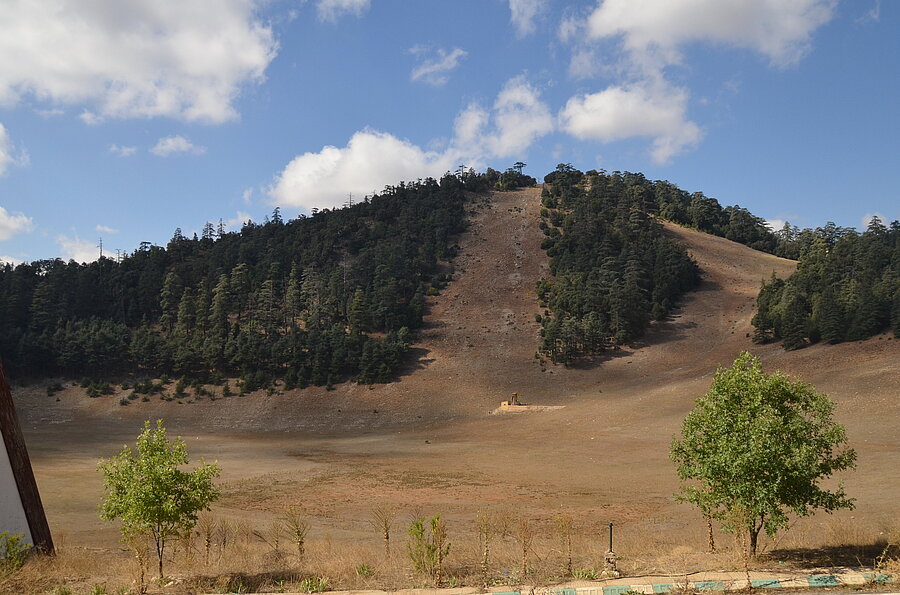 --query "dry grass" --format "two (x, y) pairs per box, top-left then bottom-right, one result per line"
(5, 513), (896, 594)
